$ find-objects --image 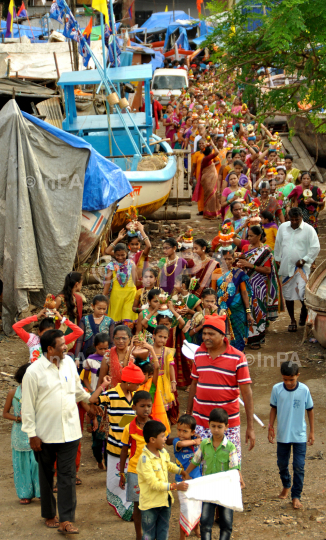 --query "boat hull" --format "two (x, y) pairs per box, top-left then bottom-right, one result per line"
(112, 181), (172, 230)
